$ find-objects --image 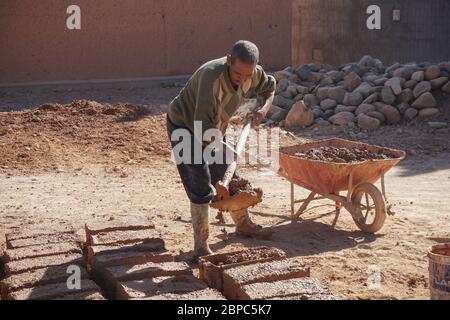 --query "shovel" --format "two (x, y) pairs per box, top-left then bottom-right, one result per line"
(210, 118), (263, 212)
